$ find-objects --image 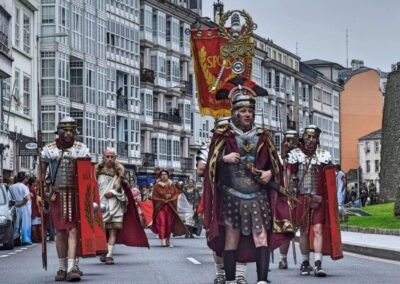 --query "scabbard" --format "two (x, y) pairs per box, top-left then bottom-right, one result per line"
(291, 238), (297, 265)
